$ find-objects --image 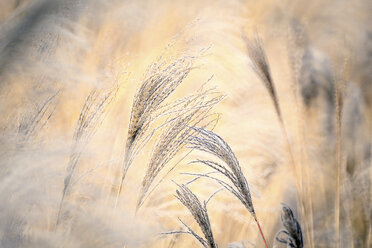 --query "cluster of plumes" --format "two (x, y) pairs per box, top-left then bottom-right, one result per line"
(187, 127), (256, 218)
(57, 85), (120, 225)
(117, 55), (196, 198)
(167, 183), (218, 248)
(137, 86), (224, 209)
(275, 204), (303, 248)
